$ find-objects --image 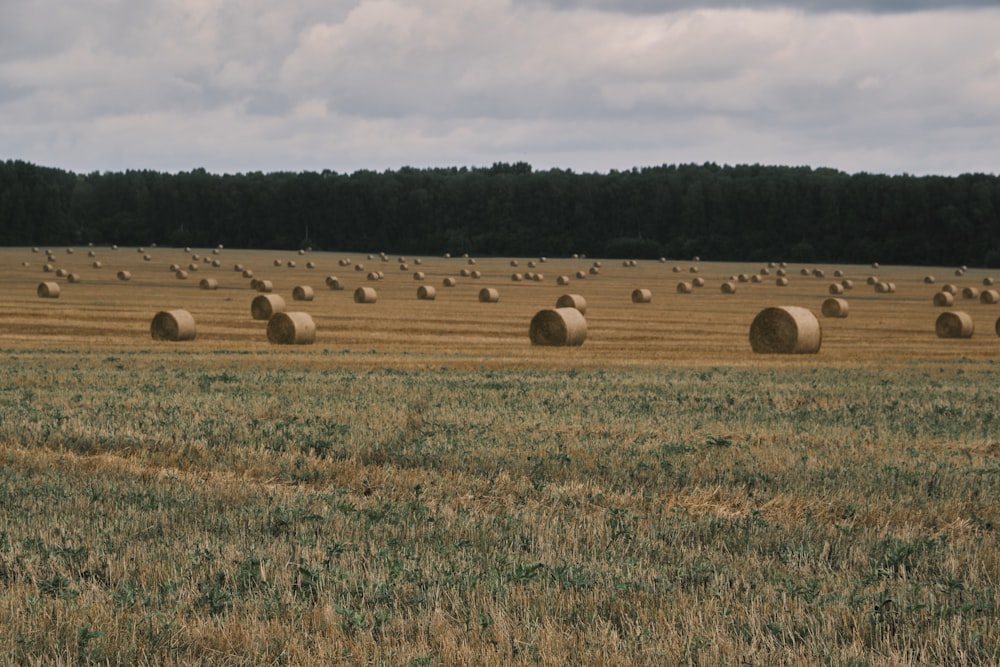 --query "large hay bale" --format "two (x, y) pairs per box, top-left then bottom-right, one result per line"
(150, 309), (196, 341)
(354, 286), (377, 303)
(749, 306), (822, 354)
(242, 269), (254, 279)
(821, 297), (849, 318)
(776, 277), (789, 287)
(677, 281), (693, 294)
(325, 276), (343, 290)
(841, 279), (854, 290)
(631, 288), (652, 303)
(557, 275), (570, 285)
(444, 277), (457, 287)
(255, 279), (273, 293)
(529, 307), (587, 346)
(37, 281), (60, 298)
(829, 283), (844, 295)
(962, 287), (980, 299)
(979, 289), (1000, 305)
(555, 293), (587, 314)
(199, 277), (218, 290)
(589, 266), (600, 275)
(292, 285), (314, 301)
(67, 273), (81, 283)
(984, 277), (995, 286)
(575, 271), (587, 280)
(417, 285), (437, 300)
(176, 270), (189, 280)
(251, 294), (286, 320)
(721, 281), (737, 294)
(478, 287), (500, 303)
(266, 312), (315, 344)
(471, 270), (482, 279)
(117, 270), (132, 281)
(936, 311), (974, 338)
(933, 291), (955, 307)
